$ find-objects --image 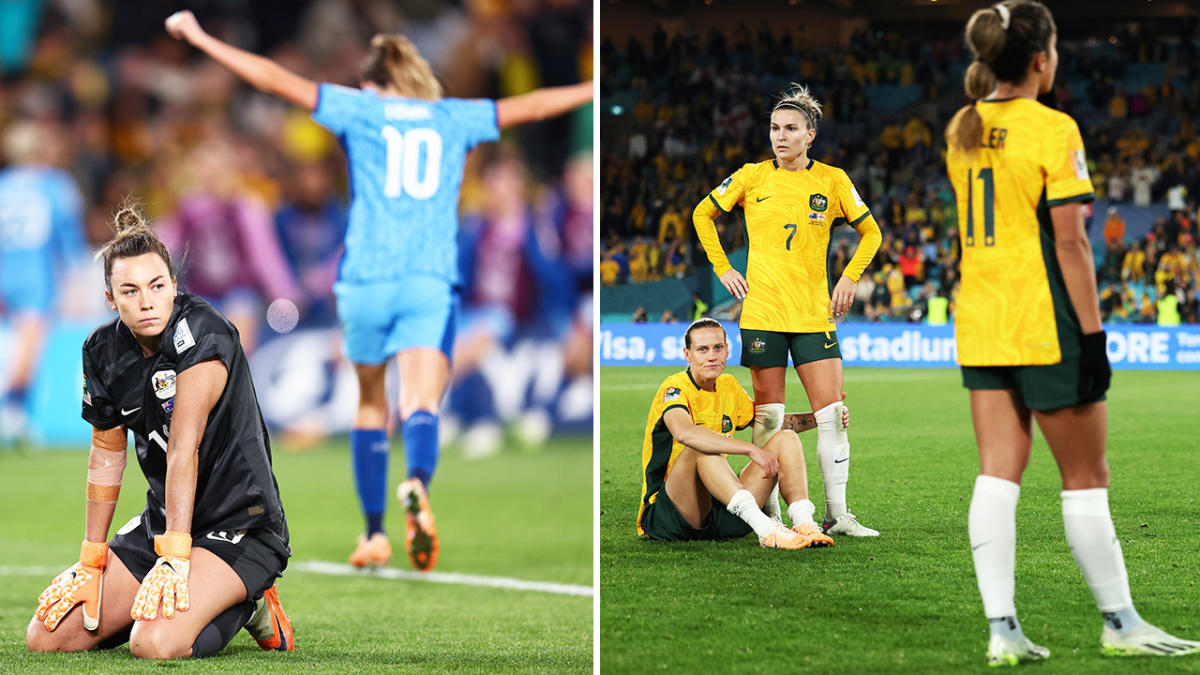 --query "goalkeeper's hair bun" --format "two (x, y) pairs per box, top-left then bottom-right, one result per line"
(947, 1), (1055, 152)
(97, 200), (177, 291)
(361, 34), (443, 101)
(773, 83), (823, 133)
